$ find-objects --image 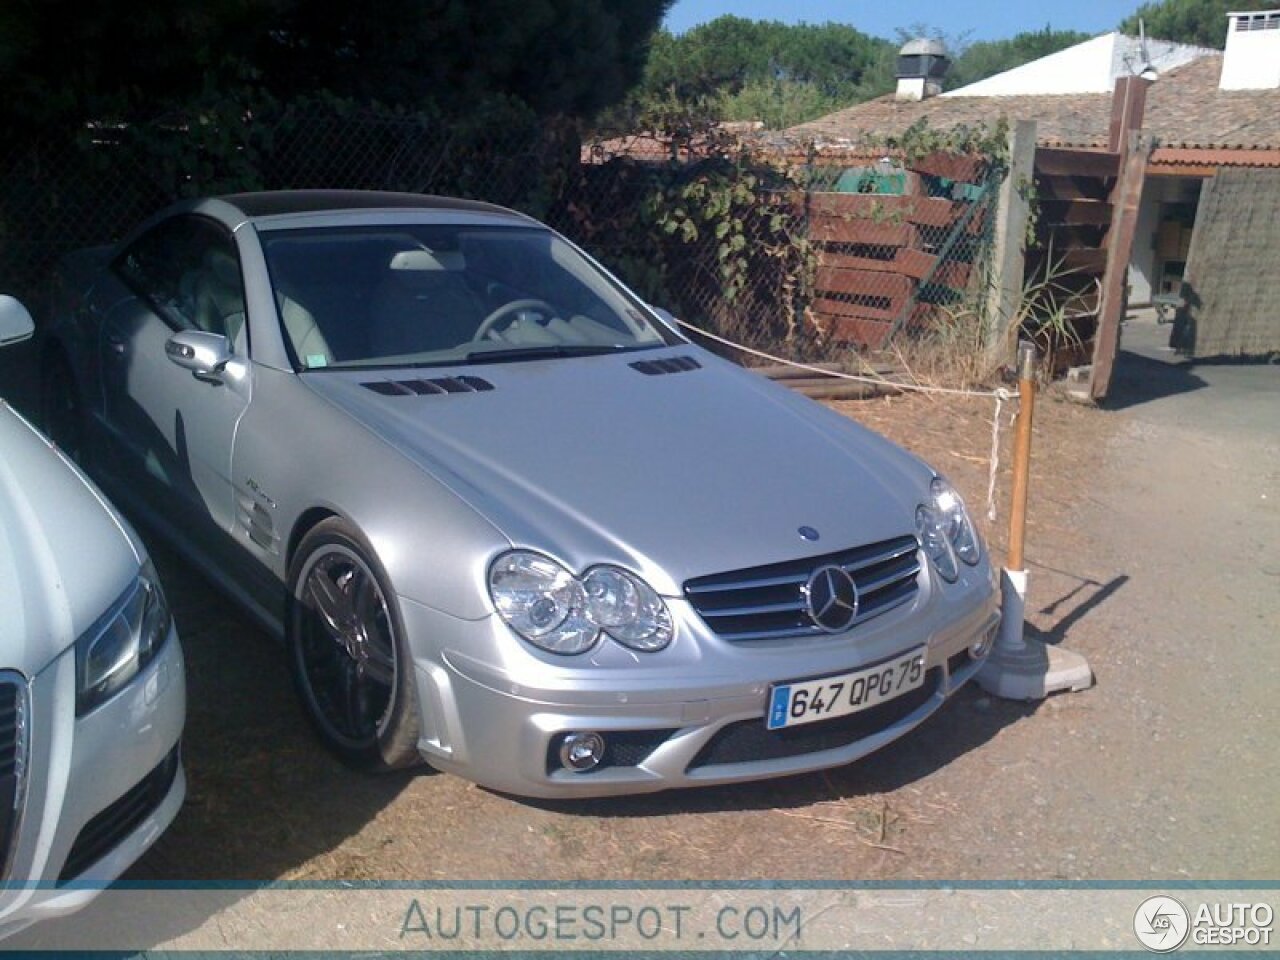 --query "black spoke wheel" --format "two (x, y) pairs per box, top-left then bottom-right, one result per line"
(287, 518), (423, 771)
(41, 352), (86, 466)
